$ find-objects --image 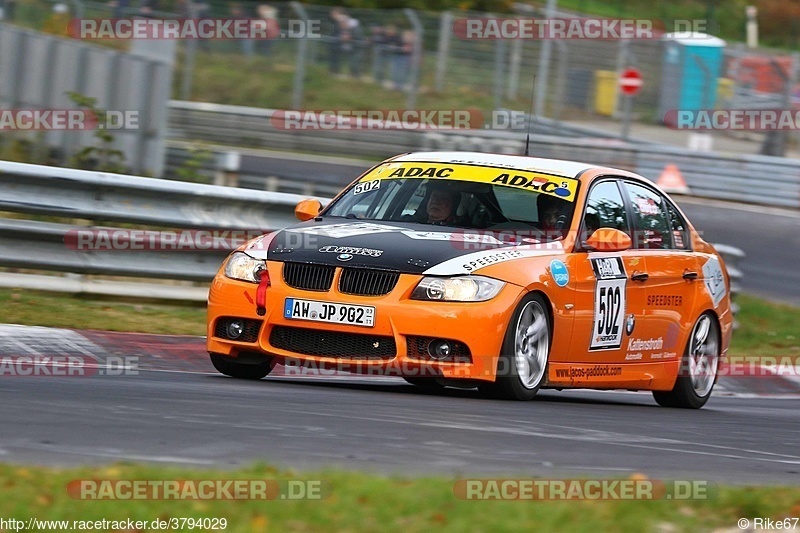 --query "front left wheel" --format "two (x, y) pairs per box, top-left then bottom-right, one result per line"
(210, 352), (274, 380)
(479, 293), (552, 401)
